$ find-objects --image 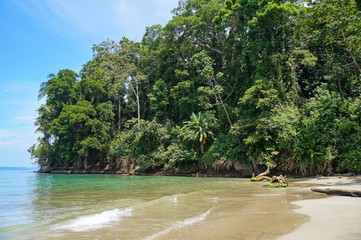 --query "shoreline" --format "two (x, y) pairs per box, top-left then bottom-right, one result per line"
(33, 167), (361, 239)
(36, 165), (254, 178)
(3, 168), (361, 239)
(41, 173), (359, 240)
(278, 176), (361, 240)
